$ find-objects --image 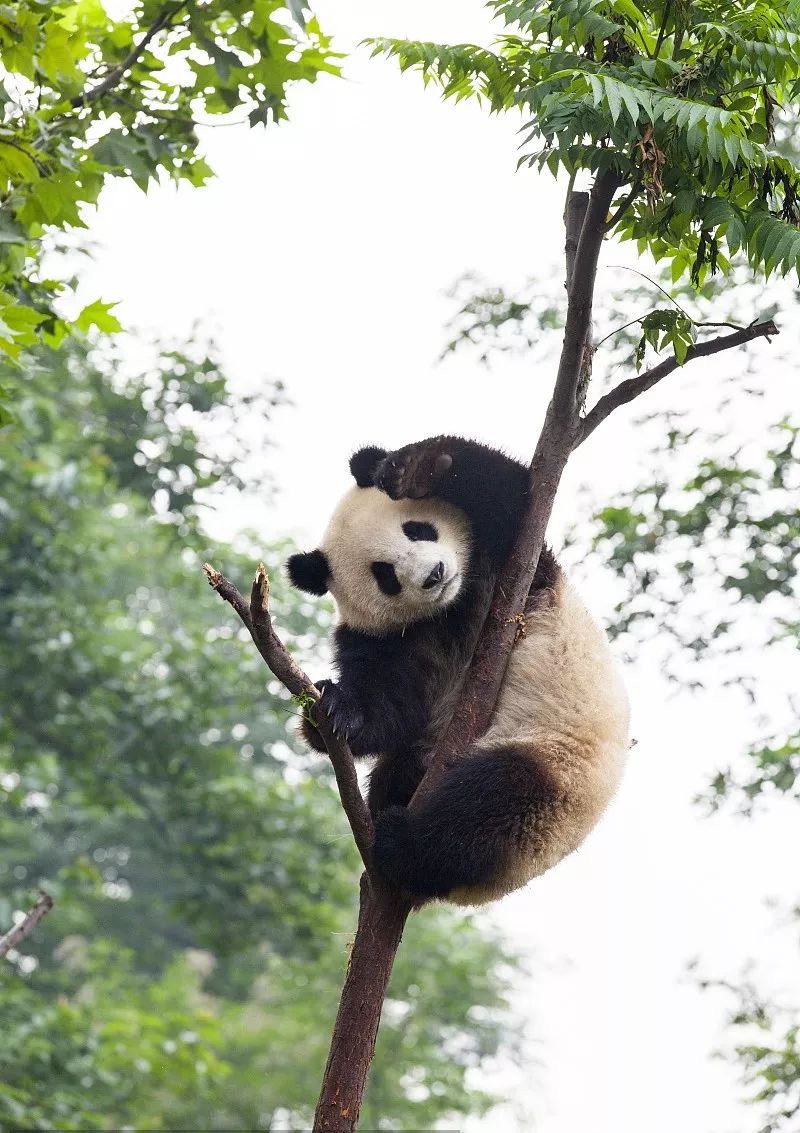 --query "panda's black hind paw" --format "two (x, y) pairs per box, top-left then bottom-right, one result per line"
(374, 439), (453, 501)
